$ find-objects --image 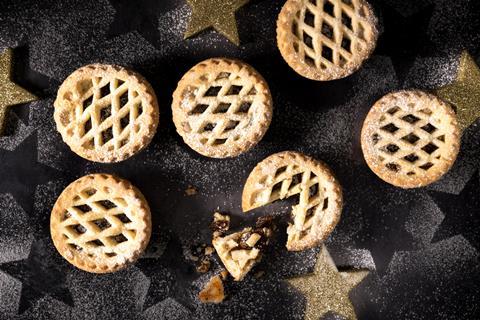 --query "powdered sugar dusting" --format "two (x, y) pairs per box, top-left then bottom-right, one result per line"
(0, 194), (34, 263)
(0, 112), (34, 151)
